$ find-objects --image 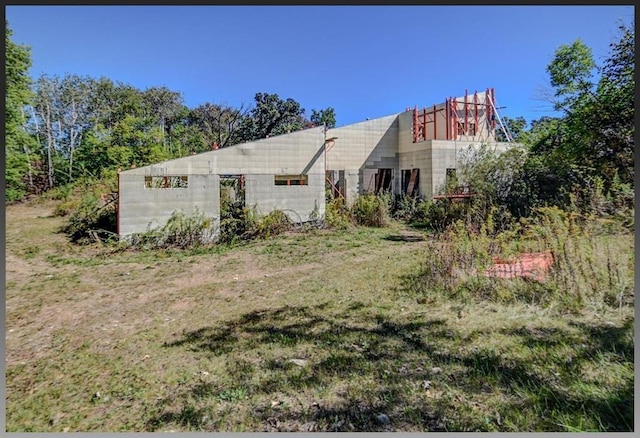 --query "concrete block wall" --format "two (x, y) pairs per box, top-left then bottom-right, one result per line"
(344, 170), (360, 204)
(118, 127), (326, 236)
(429, 140), (513, 196)
(325, 115), (399, 169)
(430, 140), (461, 195)
(325, 115), (400, 204)
(398, 148), (433, 198)
(118, 173), (220, 238)
(122, 127), (326, 176)
(245, 173), (325, 223)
